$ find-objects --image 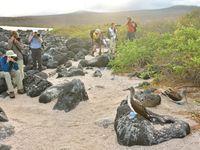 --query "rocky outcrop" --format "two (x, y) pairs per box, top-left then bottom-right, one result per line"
(53, 79), (88, 112)
(0, 123), (15, 140)
(23, 74), (52, 97)
(57, 67), (85, 78)
(0, 107), (8, 122)
(0, 78), (7, 94)
(134, 89), (161, 107)
(0, 144), (12, 150)
(114, 100), (190, 146)
(78, 54), (111, 68)
(39, 84), (66, 103)
(42, 47), (68, 68)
